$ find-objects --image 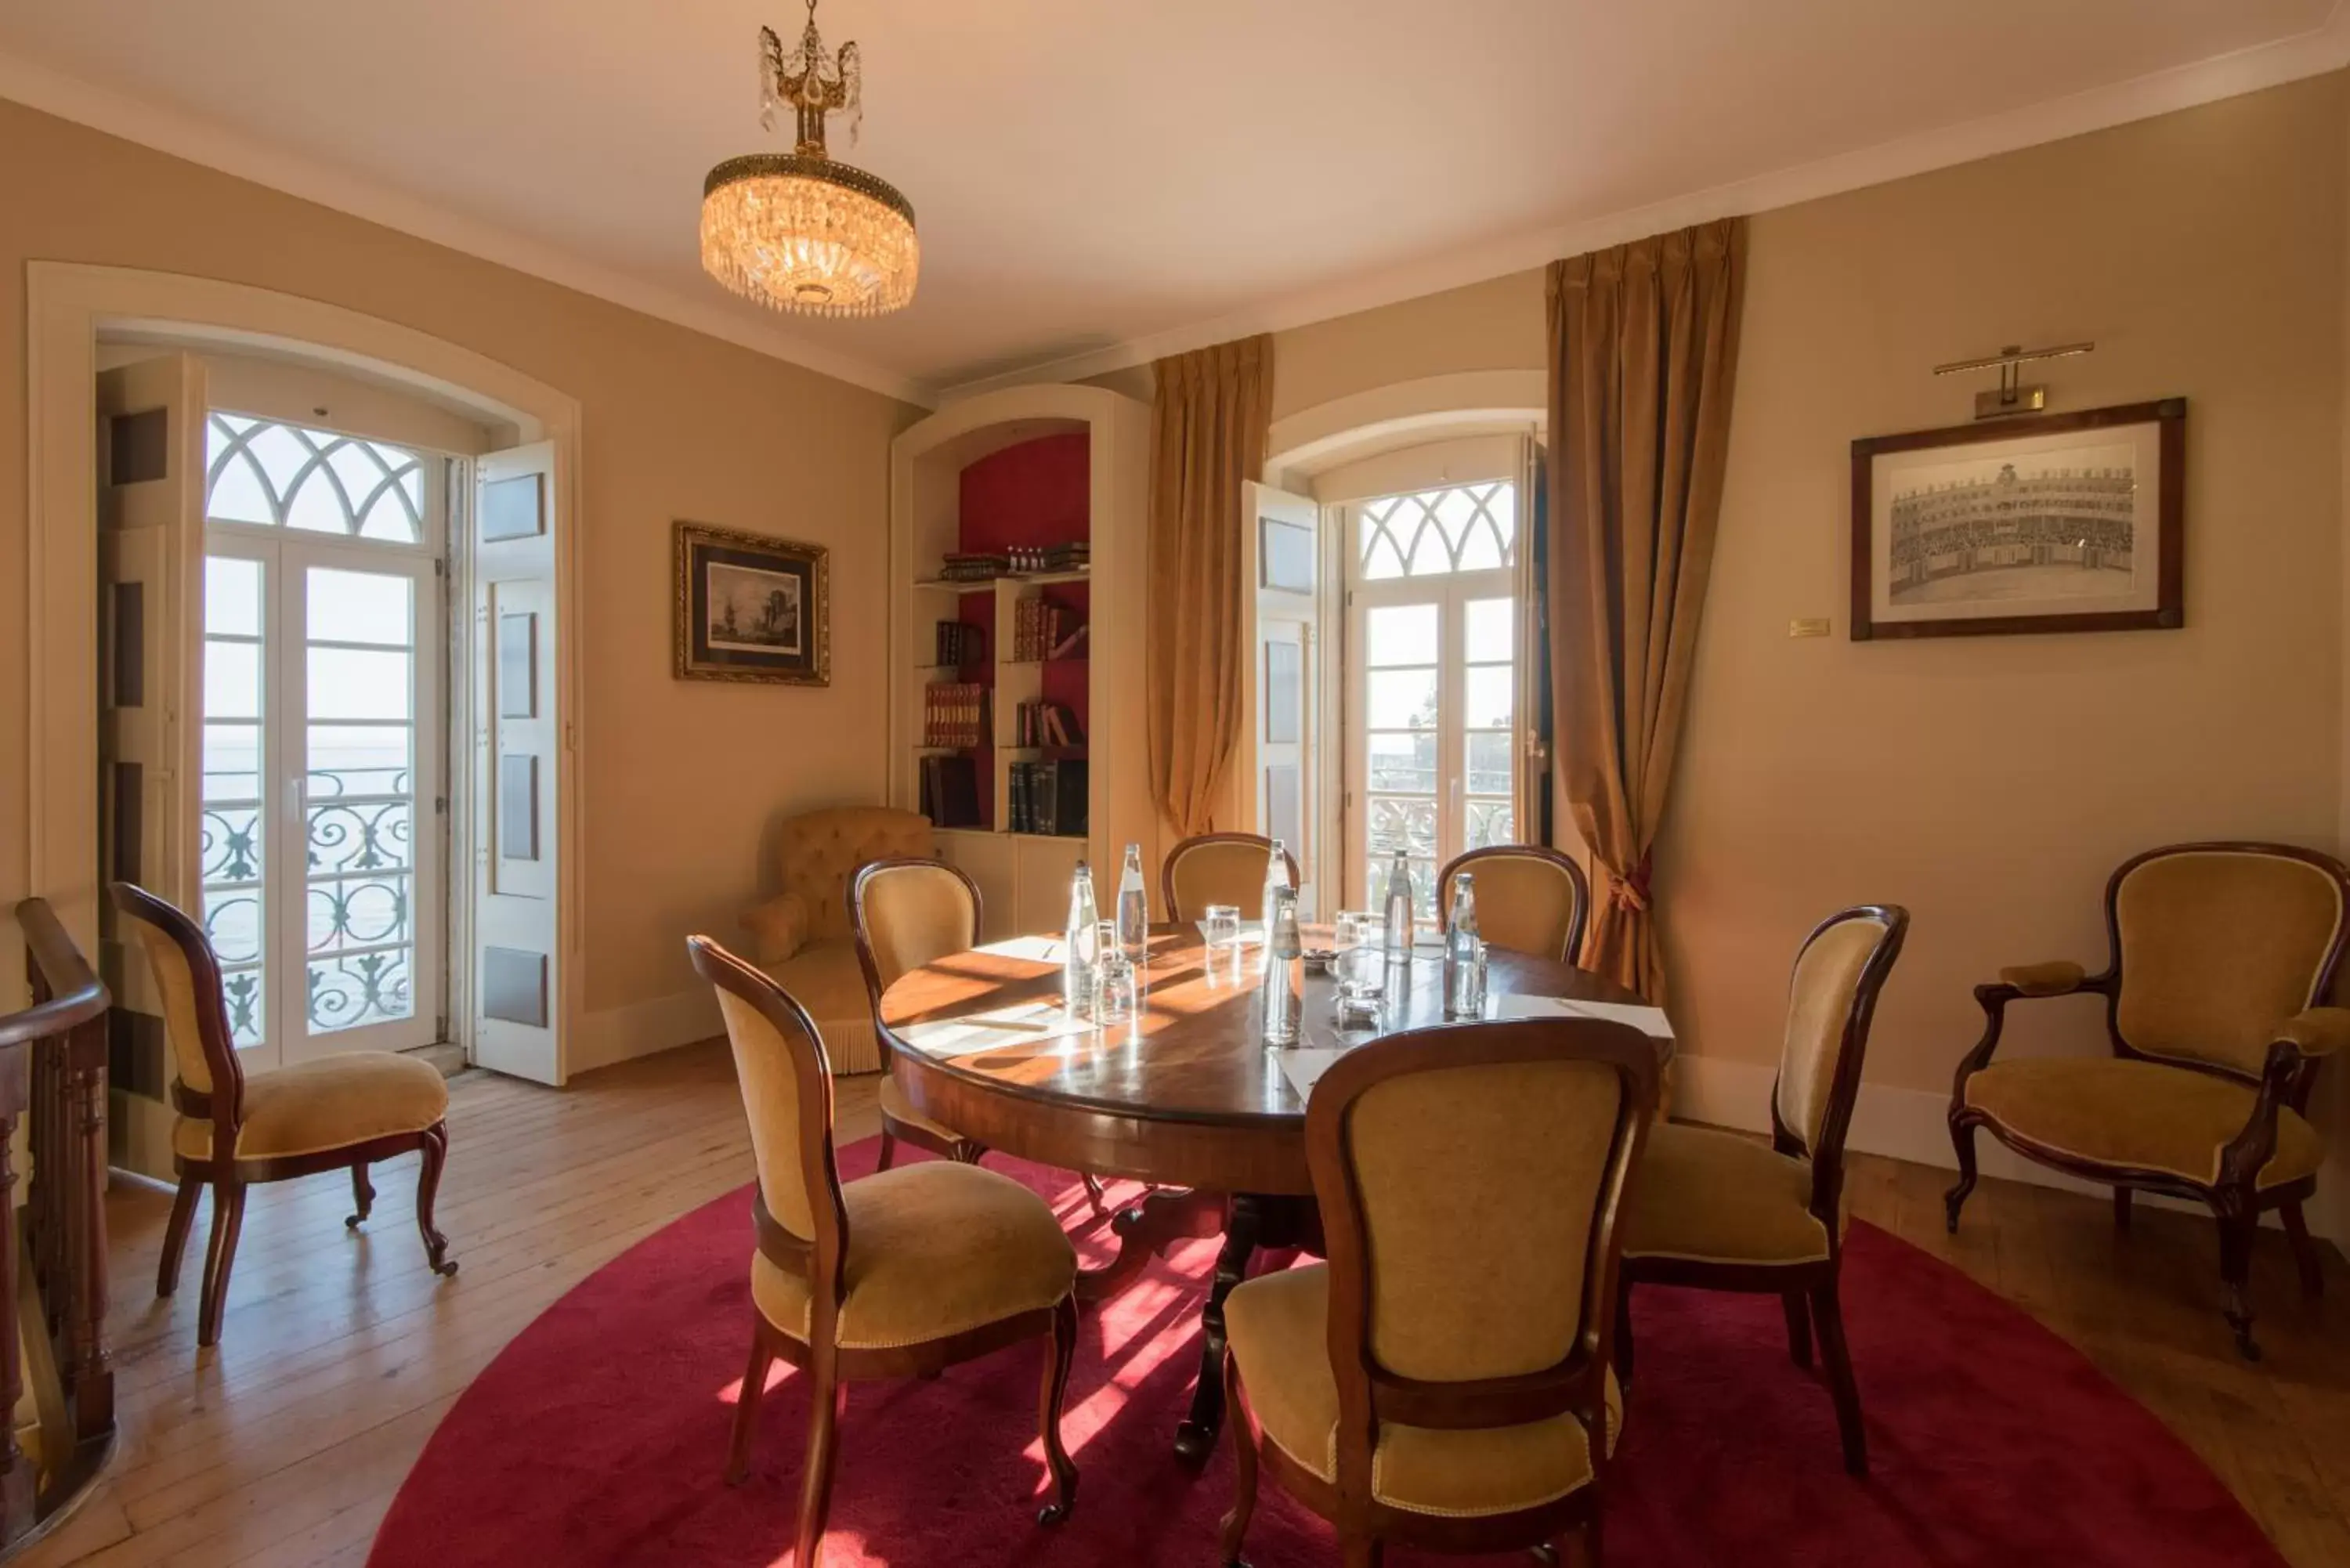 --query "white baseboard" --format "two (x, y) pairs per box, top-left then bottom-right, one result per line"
(1672, 1056), (2341, 1244)
(568, 987), (722, 1077)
